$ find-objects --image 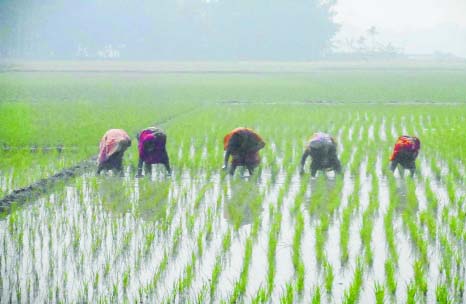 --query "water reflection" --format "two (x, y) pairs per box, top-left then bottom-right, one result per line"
(98, 176), (170, 223)
(223, 179), (263, 229)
